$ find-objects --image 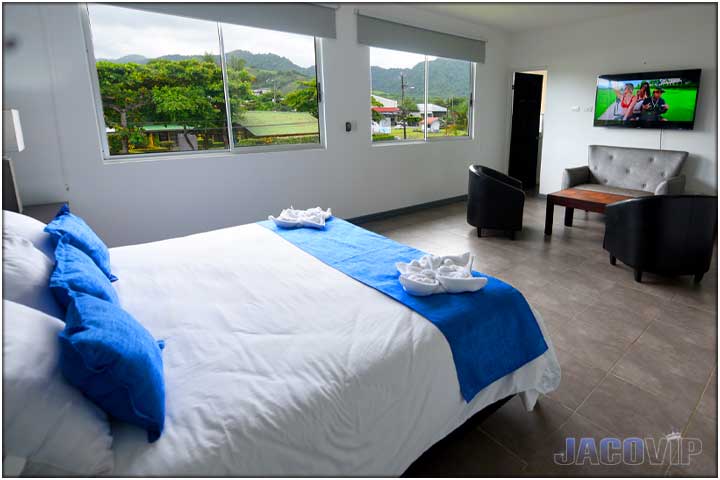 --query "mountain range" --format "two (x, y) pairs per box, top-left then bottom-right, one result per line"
(370, 58), (472, 101)
(103, 49), (315, 75)
(101, 51), (471, 100)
